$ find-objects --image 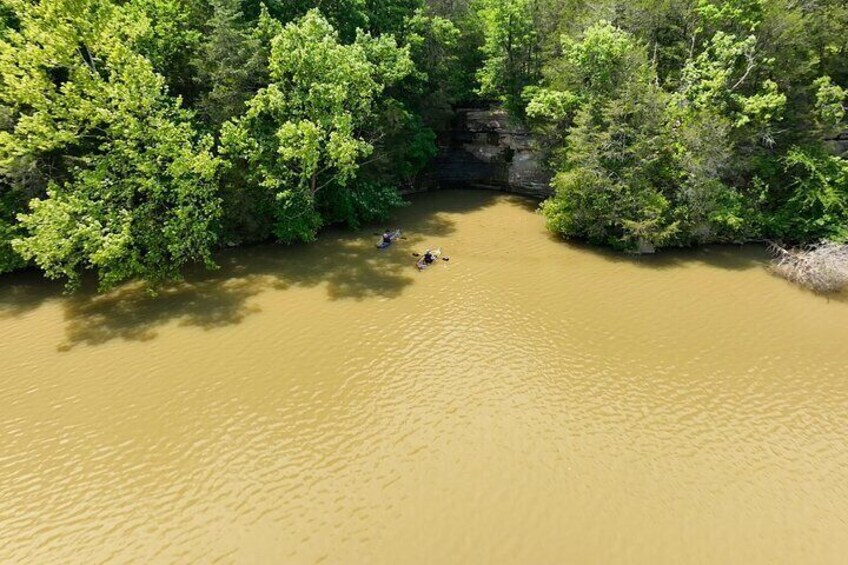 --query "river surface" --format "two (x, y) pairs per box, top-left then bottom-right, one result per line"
(1, 190), (847, 564)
